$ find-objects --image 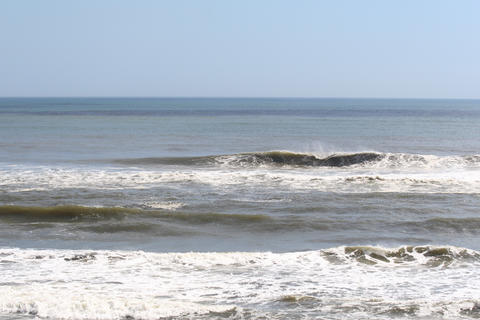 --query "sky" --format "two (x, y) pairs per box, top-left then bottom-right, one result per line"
(0, 0), (479, 98)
